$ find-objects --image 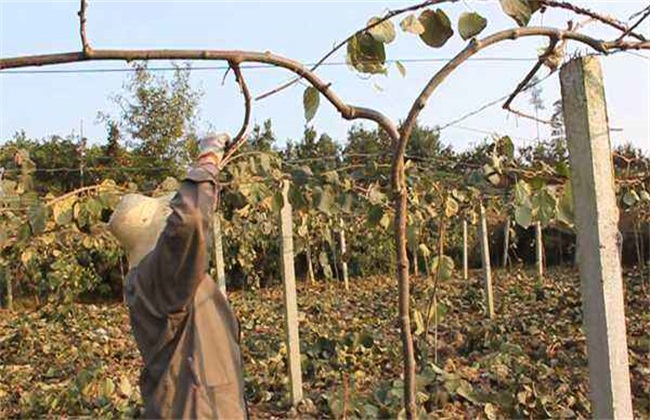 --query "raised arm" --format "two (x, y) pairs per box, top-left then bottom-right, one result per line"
(135, 134), (228, 314)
